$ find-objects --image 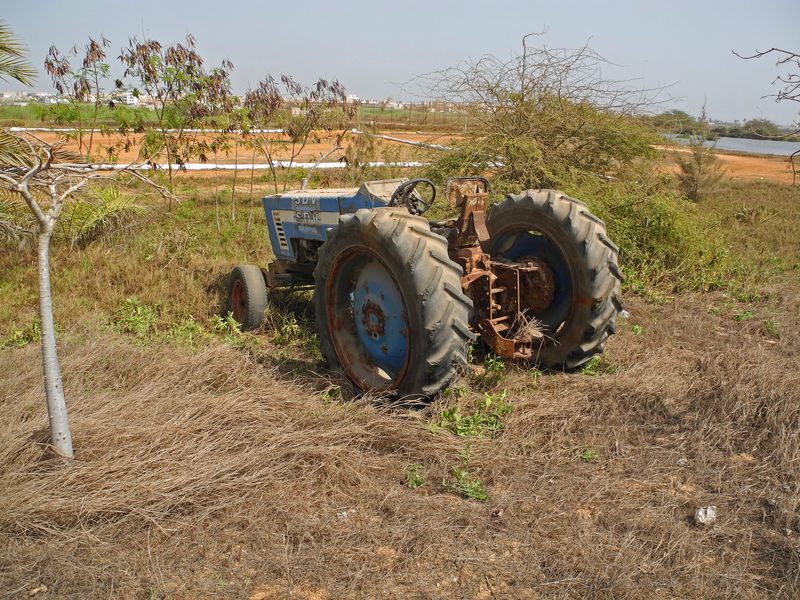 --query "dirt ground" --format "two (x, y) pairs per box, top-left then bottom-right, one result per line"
(30, 129), (795, 184)
(31, 129), (453, 166)
(656, 145), (796, 184)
